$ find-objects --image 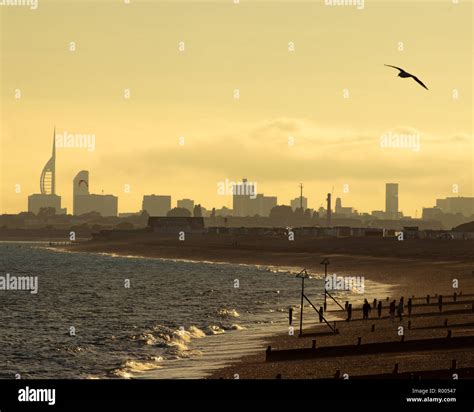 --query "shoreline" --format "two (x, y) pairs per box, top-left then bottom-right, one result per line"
(50, 237), (474, 379)
(46, 243), (398, 379)
(57, 236), (474, 298)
